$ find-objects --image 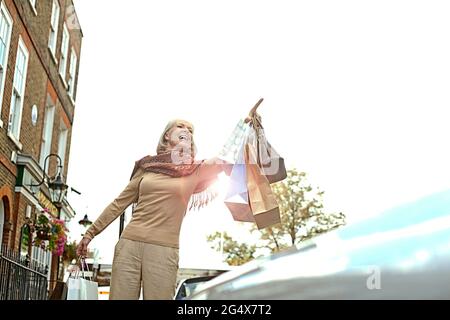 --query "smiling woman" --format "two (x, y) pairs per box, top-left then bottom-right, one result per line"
(75, 118), (231, 300)
(66, 0), (450, 304)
